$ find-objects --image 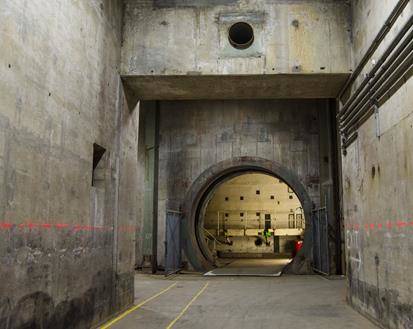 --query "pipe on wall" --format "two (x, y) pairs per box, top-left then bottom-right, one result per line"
(341, 29), (413, 126)
(343, 48), (413, 134)
(340, 15), (413, 120)
(339, 3), (413, 149)
(338, 0), (411, 102)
